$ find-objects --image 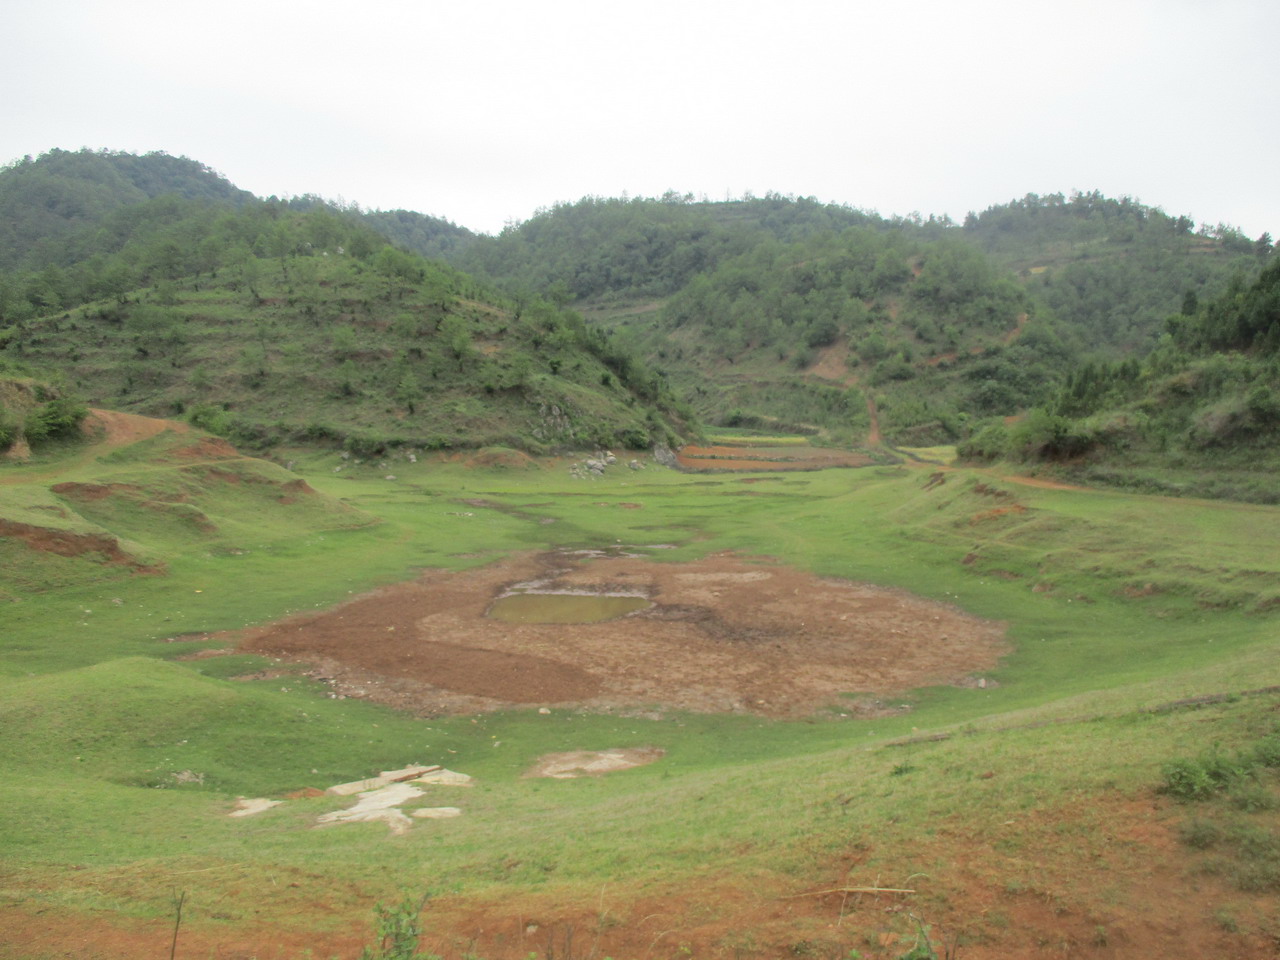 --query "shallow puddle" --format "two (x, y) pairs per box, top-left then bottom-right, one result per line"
(488, 593), (650, 624)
